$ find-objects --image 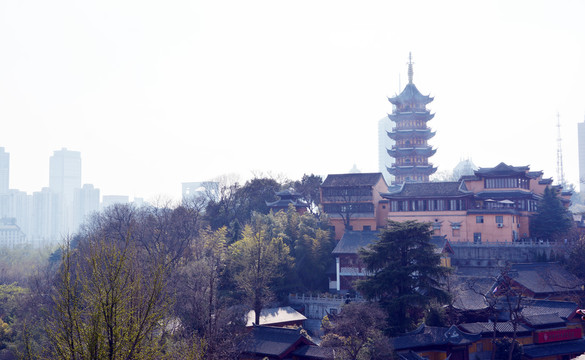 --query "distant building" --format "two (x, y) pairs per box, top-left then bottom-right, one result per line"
(73, 184), (100, 230)
(379, 117), (395, 185)
(387, 54), (437, 184)
(320, 172), (389, 240)
(0, 148), (9, 219)
(31, 187), (60, 244)
(383, 163), (567, 243)
(452, 158), (478, 180)
(0, 147), (9, 195)
(266, 188), (307, 214)
(49, 148), (82, 236)
(101, 195), (129, 210)
(0, 217), (26, 248)
(49, 148), (81, 200)
(181, 181), (219, 202)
